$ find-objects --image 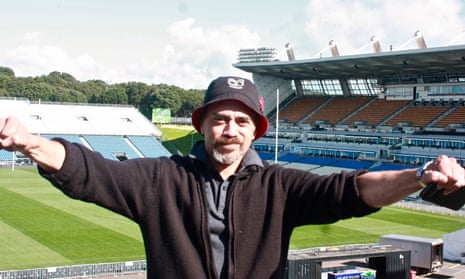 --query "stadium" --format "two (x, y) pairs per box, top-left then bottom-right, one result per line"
(0, 99), (170, 164)
(1, 32), (465, 278)
(236, 36), (465, 170)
